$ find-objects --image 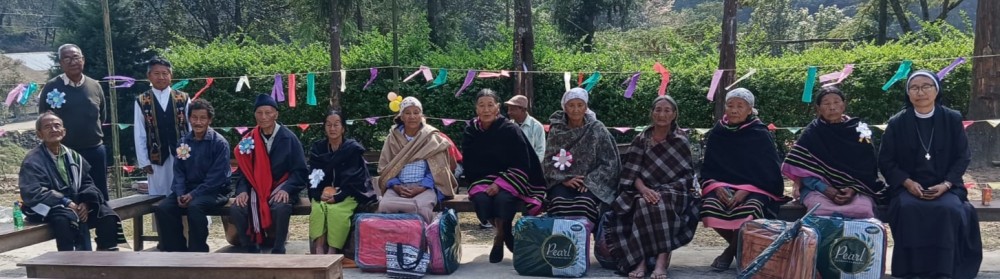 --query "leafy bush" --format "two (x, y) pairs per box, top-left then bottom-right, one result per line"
(161, 28), (973, 152)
